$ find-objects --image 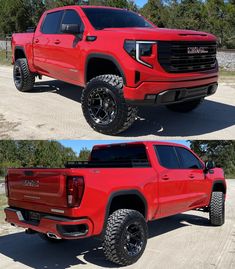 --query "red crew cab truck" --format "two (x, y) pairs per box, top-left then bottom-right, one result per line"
(12, 5), (218, 135)
(5, 141), (226, 266)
